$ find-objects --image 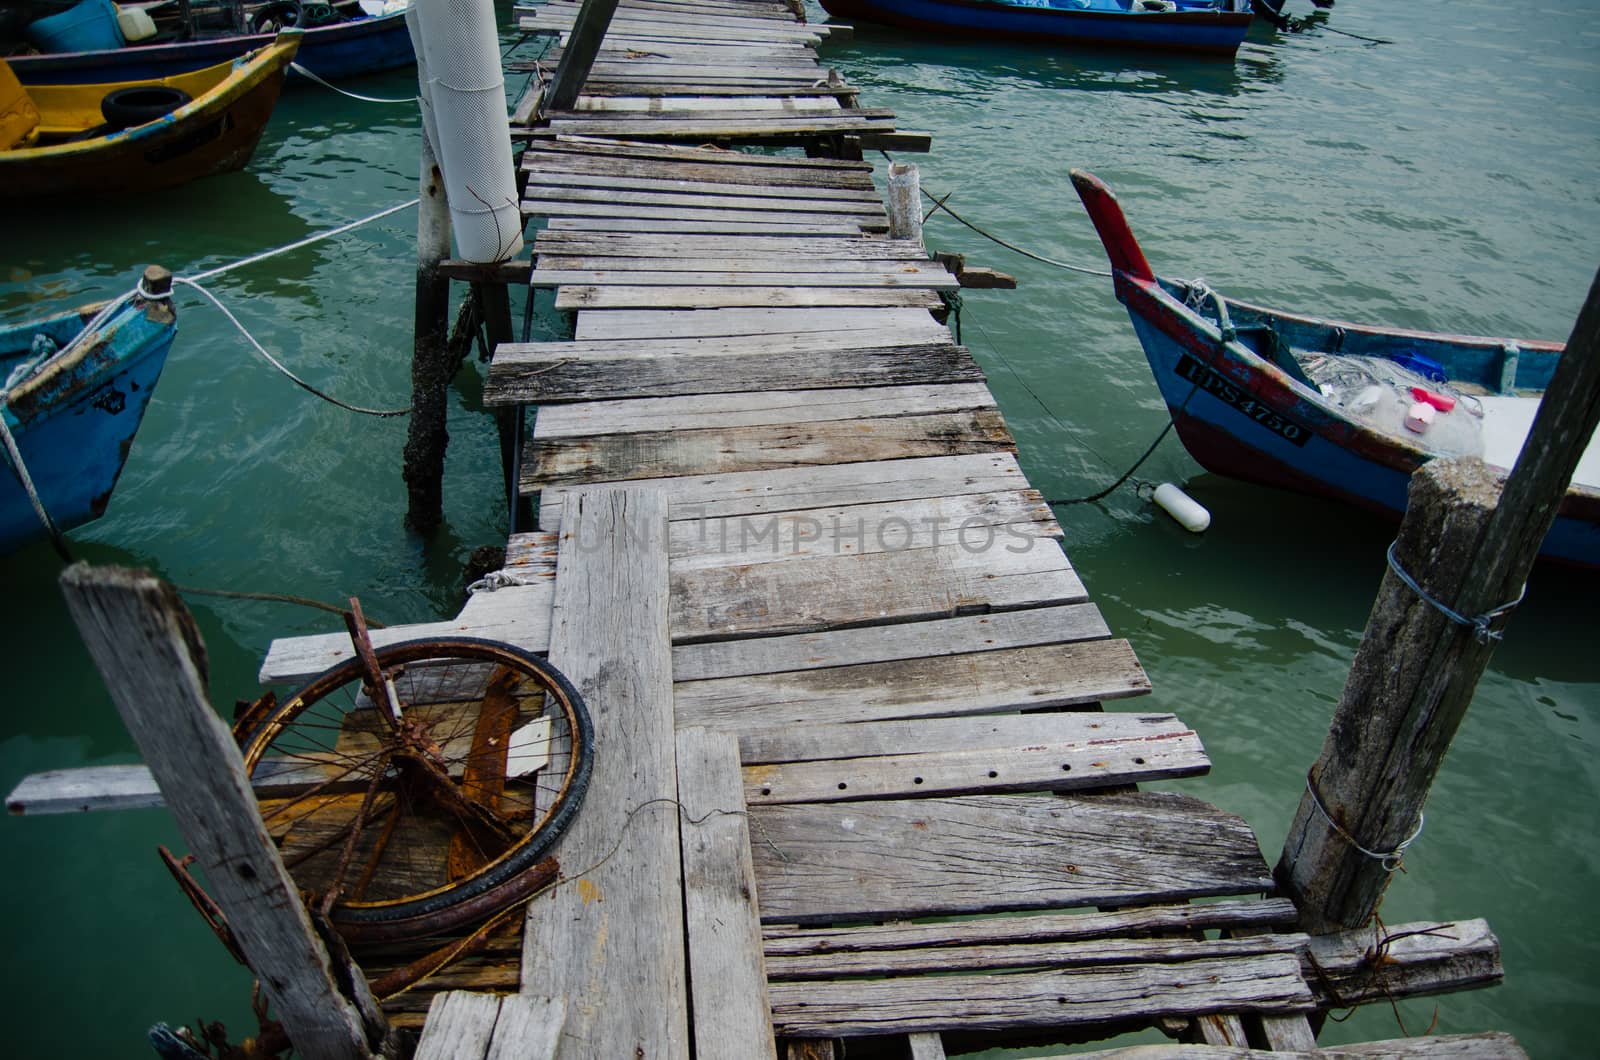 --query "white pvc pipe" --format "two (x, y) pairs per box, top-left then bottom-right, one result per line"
(409, 0), (524, 263)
